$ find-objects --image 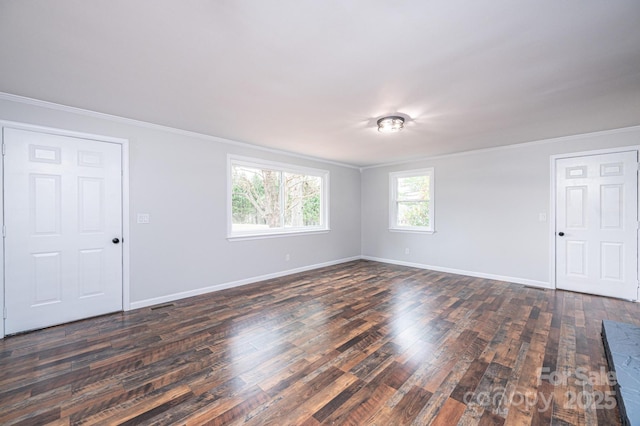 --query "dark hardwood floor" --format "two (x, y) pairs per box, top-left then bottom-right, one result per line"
(1, 260), (638, 425)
